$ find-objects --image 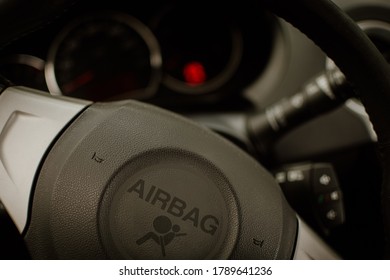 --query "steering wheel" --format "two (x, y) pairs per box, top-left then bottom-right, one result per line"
(0, 0), (389, 259)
